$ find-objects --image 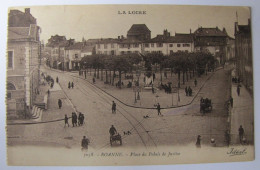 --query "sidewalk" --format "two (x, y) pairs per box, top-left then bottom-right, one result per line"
(230, 72), (254, 145)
